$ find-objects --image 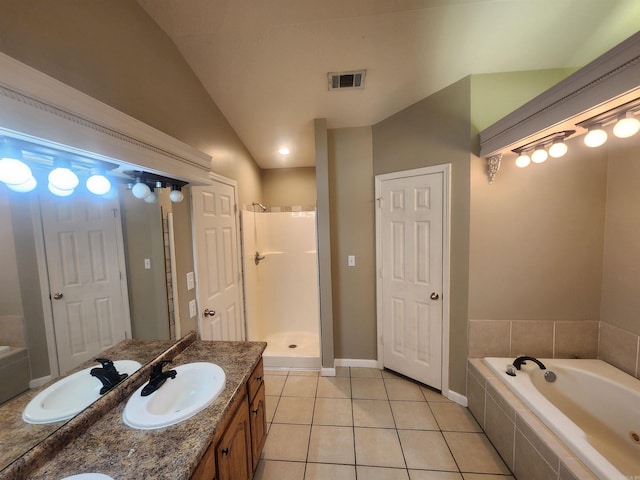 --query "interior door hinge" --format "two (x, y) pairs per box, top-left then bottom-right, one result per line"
(376, 196), (383, 208)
